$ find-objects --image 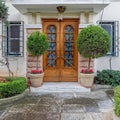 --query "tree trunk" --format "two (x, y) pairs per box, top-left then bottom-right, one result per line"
(88, 57), (91, 72)
(36, 56), (39, 70)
